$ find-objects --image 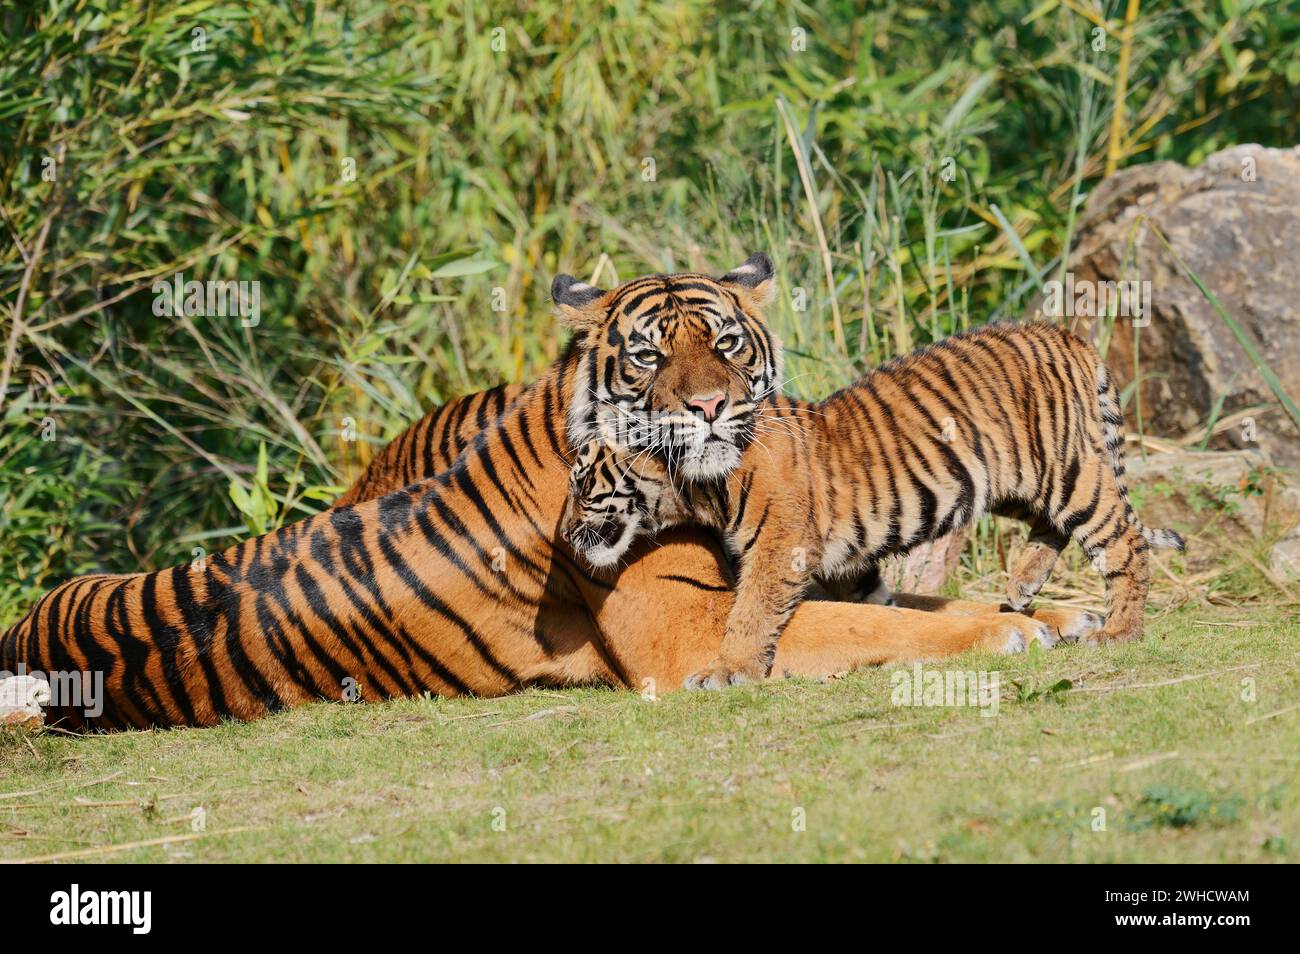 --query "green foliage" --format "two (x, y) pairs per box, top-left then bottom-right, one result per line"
(228, 442), (276, 536)
(1131, 784), (1244, 829)
(1009, 676), (1073, 704)
(0, 393), (118, 623)
(1, 0), (1297, 599)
